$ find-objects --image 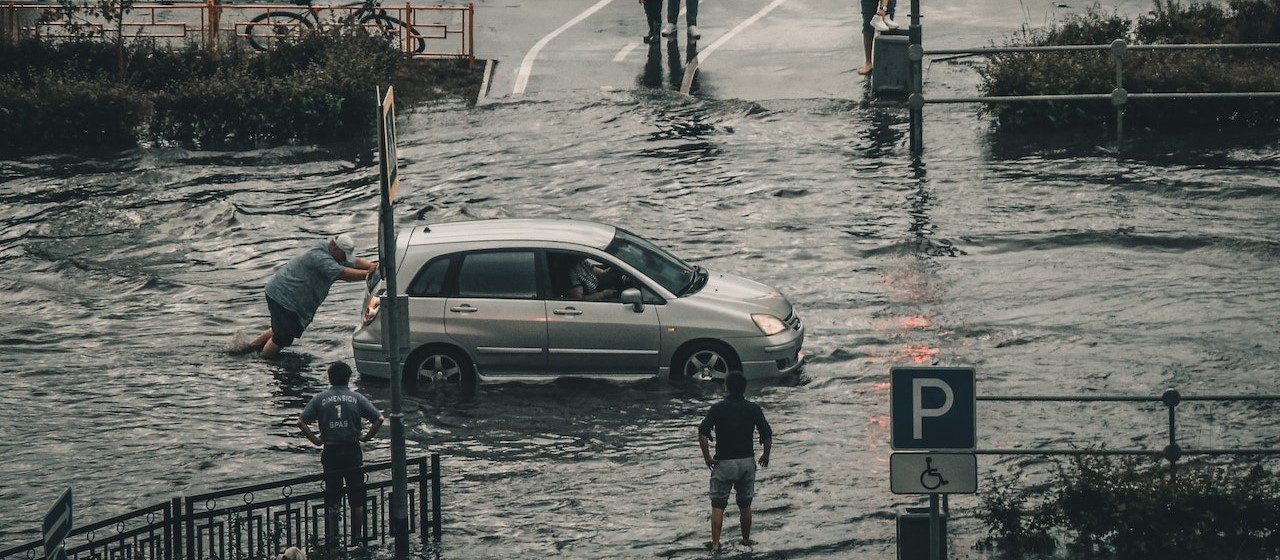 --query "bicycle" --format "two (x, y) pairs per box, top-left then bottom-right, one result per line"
(243, 0), (426, 53)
